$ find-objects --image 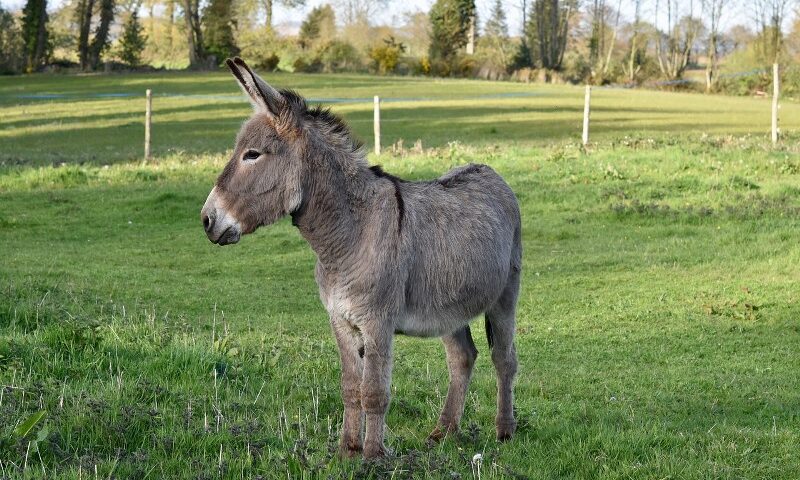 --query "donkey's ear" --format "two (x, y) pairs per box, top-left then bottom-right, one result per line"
(226, 57), (283, 117)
